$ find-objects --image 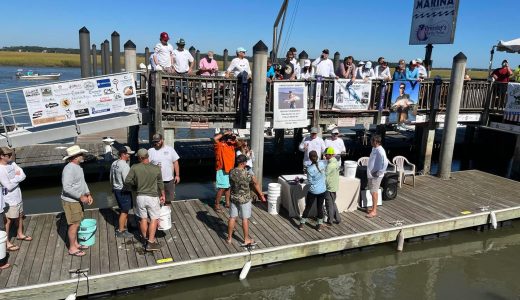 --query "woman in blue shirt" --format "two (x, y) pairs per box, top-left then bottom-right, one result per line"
(393, 59), (407, 81)
(406, 60), (419, 80)
(299, 150), (327, 231)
